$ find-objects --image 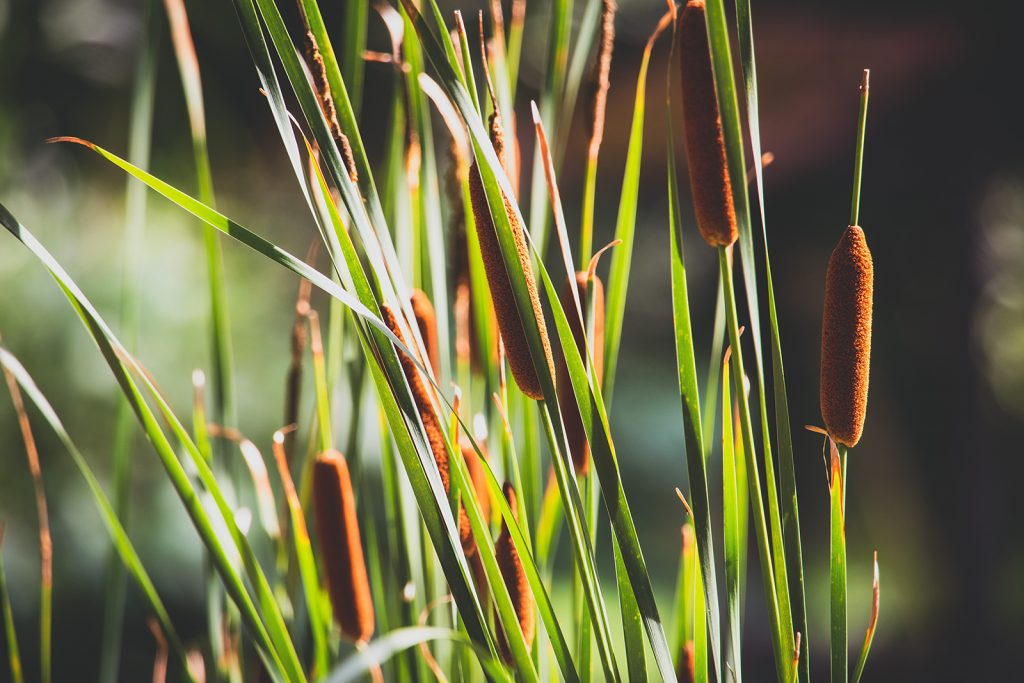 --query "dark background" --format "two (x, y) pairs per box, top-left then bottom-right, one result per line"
(1, 0), (1022, 680)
